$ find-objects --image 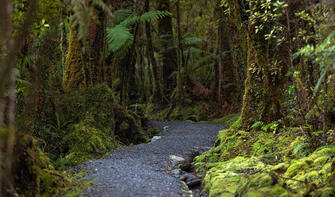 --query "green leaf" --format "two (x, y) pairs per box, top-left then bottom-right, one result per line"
(292, 142), (309, 155)
(251, 121), (264, 128)
(313, 63), (332, 96)
(106, 26), (134, 53)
